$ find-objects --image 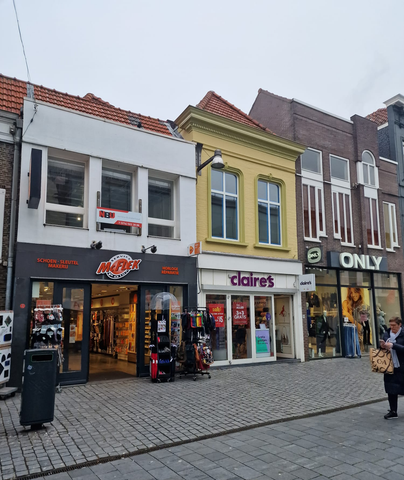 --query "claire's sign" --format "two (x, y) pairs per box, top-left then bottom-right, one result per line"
(230, 272), (274, 288)
(298, 274), (316, 292)
(96, 254), (142, 279)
